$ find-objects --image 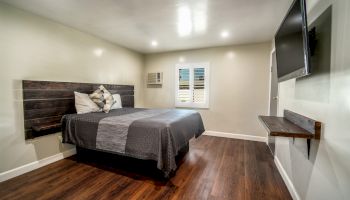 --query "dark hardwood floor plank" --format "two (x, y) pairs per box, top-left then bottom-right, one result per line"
(244, 140), (267, 200)
(170, 136), (223, 200)
(71, 171), (119, 200)
(0, 161), (80, 199)
(0, 136), (292, 200)
(39, 167), (108, 200)
(211, 138), (245, 200)
(190, 137), (227, 200)
(2, 167), (76, 199)
(244, 140), (292, 200)
(255, 141), (291, 200)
